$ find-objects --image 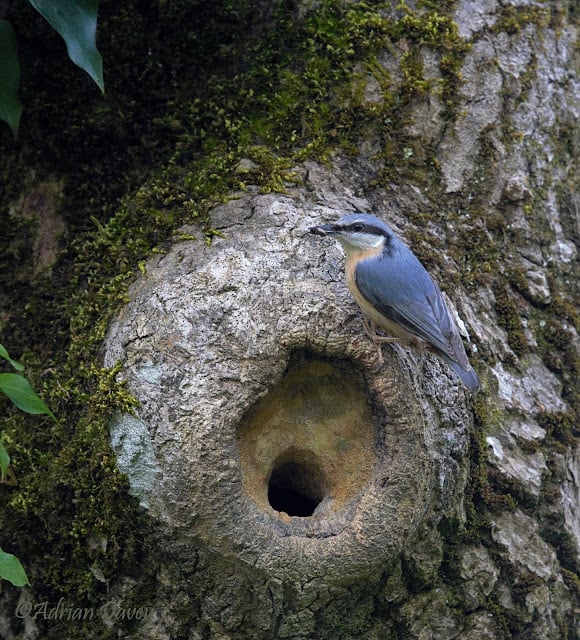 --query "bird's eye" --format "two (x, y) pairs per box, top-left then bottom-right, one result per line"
(352, 223), (364, 233)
